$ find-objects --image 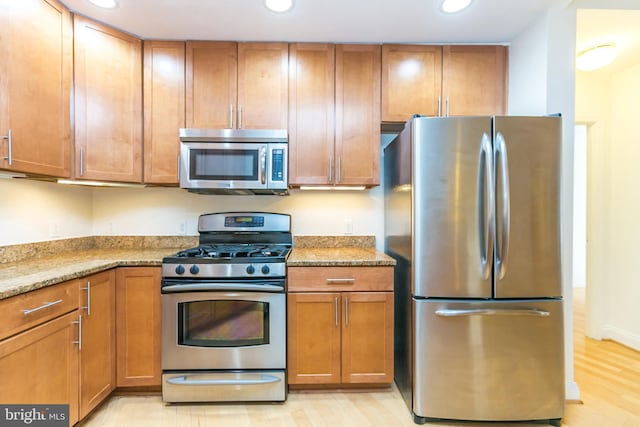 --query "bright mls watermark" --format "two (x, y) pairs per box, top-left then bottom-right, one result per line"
(0, 405), (68, 426)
